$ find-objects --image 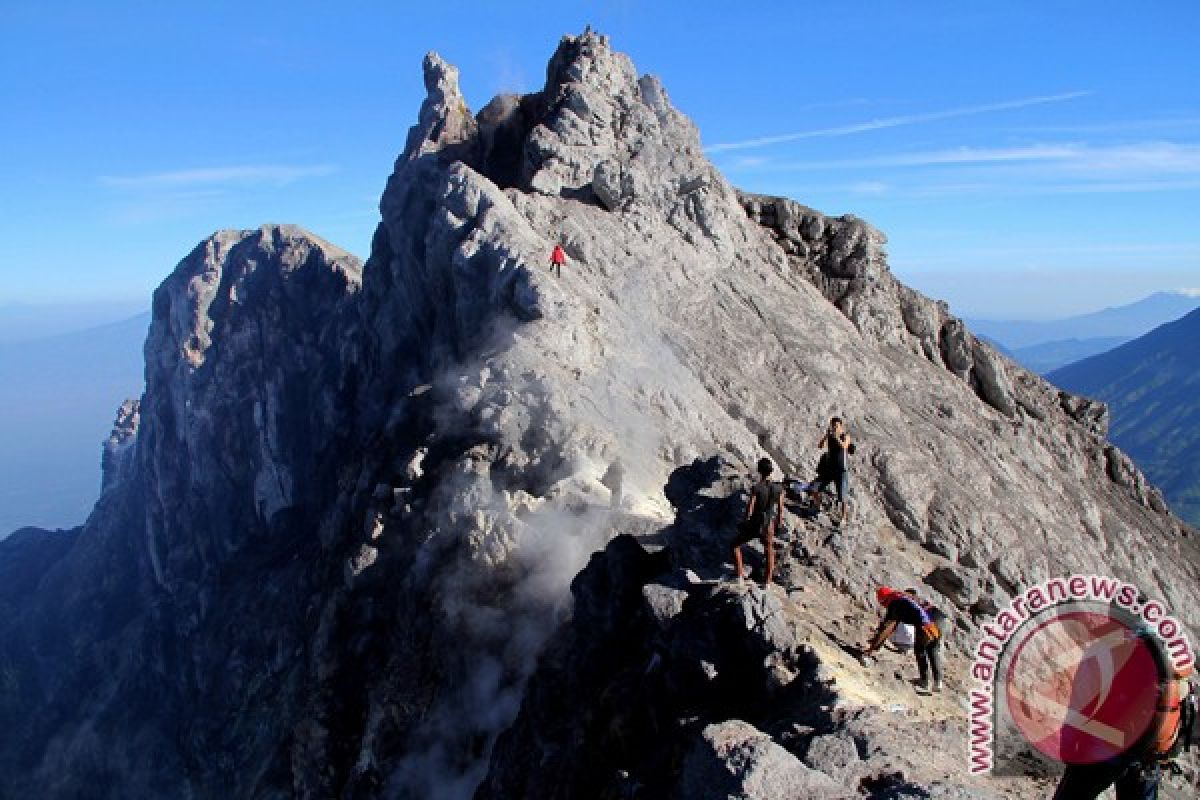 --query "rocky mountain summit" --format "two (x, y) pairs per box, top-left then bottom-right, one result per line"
(1, 30), (1197, 799)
